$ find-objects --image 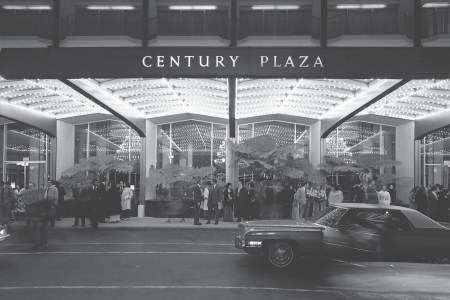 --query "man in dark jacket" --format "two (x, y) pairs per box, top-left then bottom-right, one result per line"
(193, 180), (203, 225)
(207, 179), (221, 225)
(235, 181), (249, 222)
(72, 183), (85, 227)
(87, 180), (100, 231)
(55, 181), (66, 221)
